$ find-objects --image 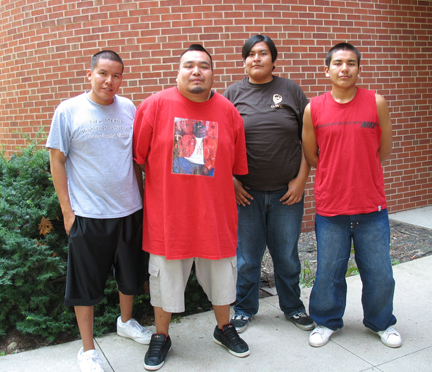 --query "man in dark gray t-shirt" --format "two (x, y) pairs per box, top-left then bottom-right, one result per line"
(224, 34), (313, 334)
